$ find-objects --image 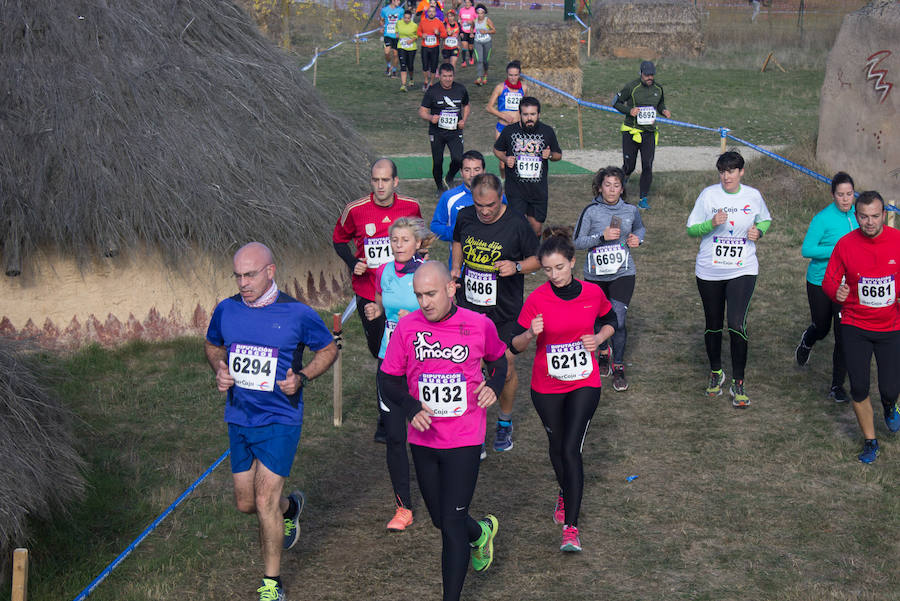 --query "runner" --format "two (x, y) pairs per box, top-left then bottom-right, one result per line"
(396, 9), (419, 92)
(378, 261), (507, 601)
(795, 171), (857, 402)
(485, 61), (527, 178)
(686, 151), (772, 408)
(418, 4), (447, 90)
(822, 191), (900, 463)
(419, 63), (470, 193)
(415, 0), (444, 19)
(458, 0), (476, 67)
(332, 158), (422, 439)
(364, 218), (435, 531)
(380, 0), (405, 78)
(452, 173), (540, 452)
(471, 4), (495, 86)
(431, 149), (483, 265)
(441, 10), (461, 70)
(573, 166), (645, 391)
(493, 96), (563, 237)
(205, 242), (338, 601)
(510, 227), (616, 552)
